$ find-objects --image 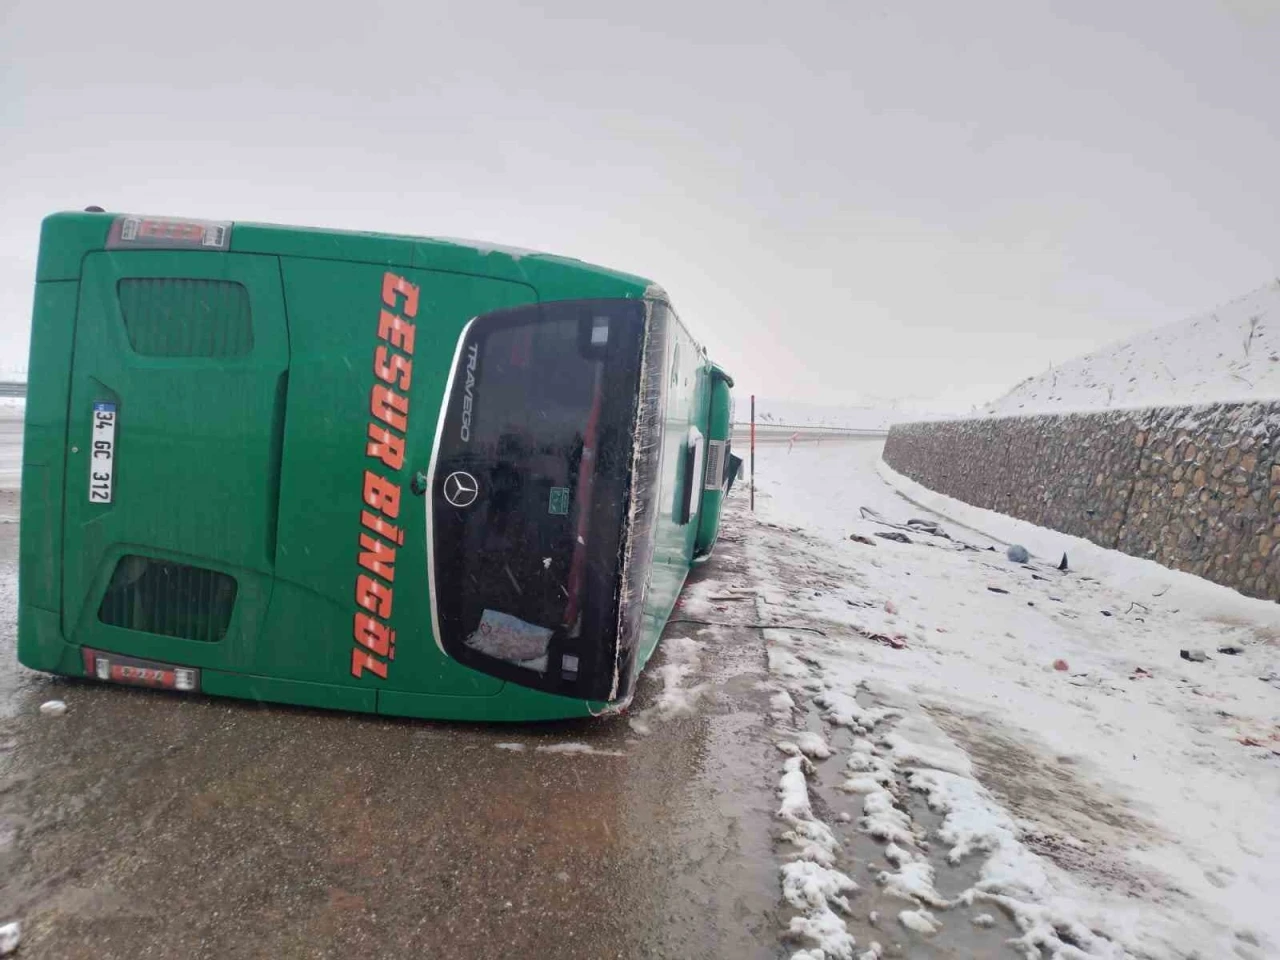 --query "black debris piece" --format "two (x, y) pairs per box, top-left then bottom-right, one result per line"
(1058, 553), (1069, 571)
(987, 587), (1010, 595)
(874, 532), (913, 544)
(1217, 645), (1244, 656)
